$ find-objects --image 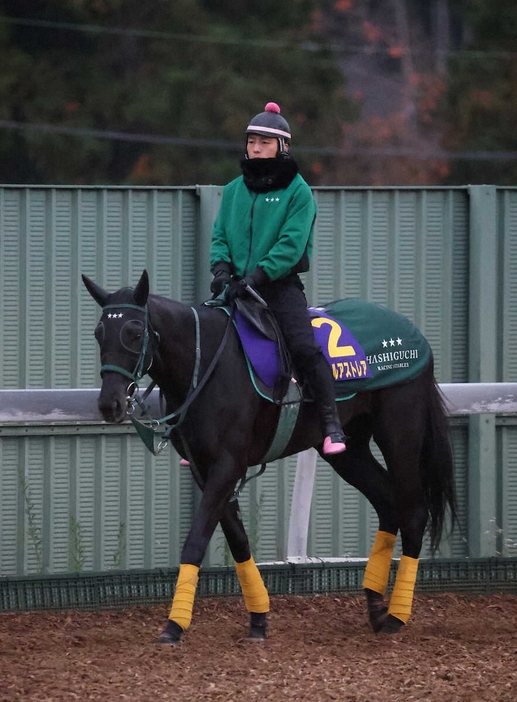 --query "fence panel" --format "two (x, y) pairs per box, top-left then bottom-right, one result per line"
(1, 185), (516, 574)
